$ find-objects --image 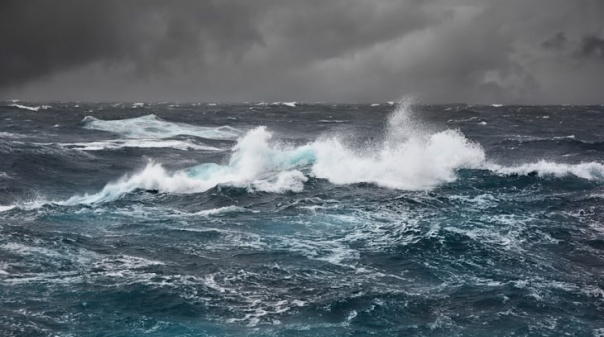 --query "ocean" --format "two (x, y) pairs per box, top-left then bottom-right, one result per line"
(1, 101), (603, 336)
